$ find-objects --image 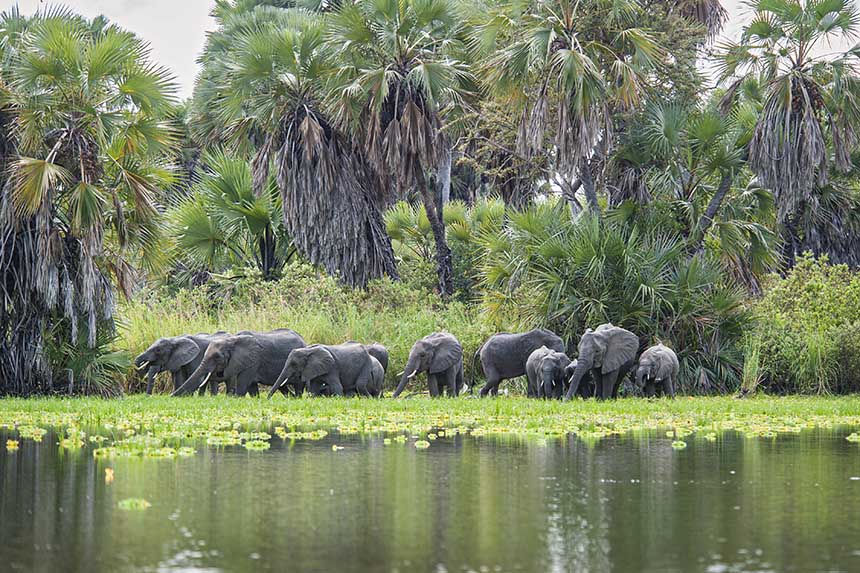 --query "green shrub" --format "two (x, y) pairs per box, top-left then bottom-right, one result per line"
(752, 254), (860, 394)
